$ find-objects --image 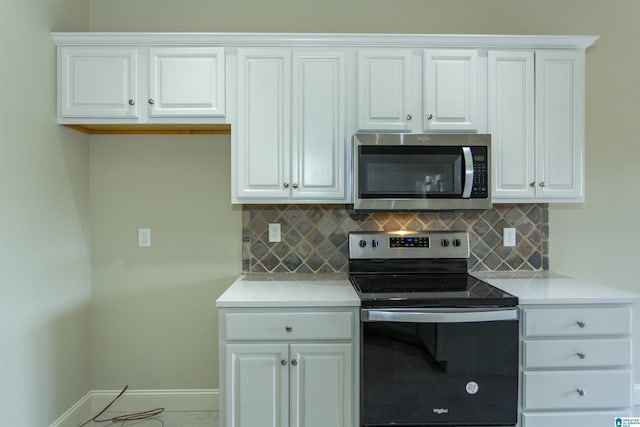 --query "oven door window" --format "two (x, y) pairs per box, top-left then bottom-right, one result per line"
(361, 319), (518, 426)
(358, 146), (464, 199)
